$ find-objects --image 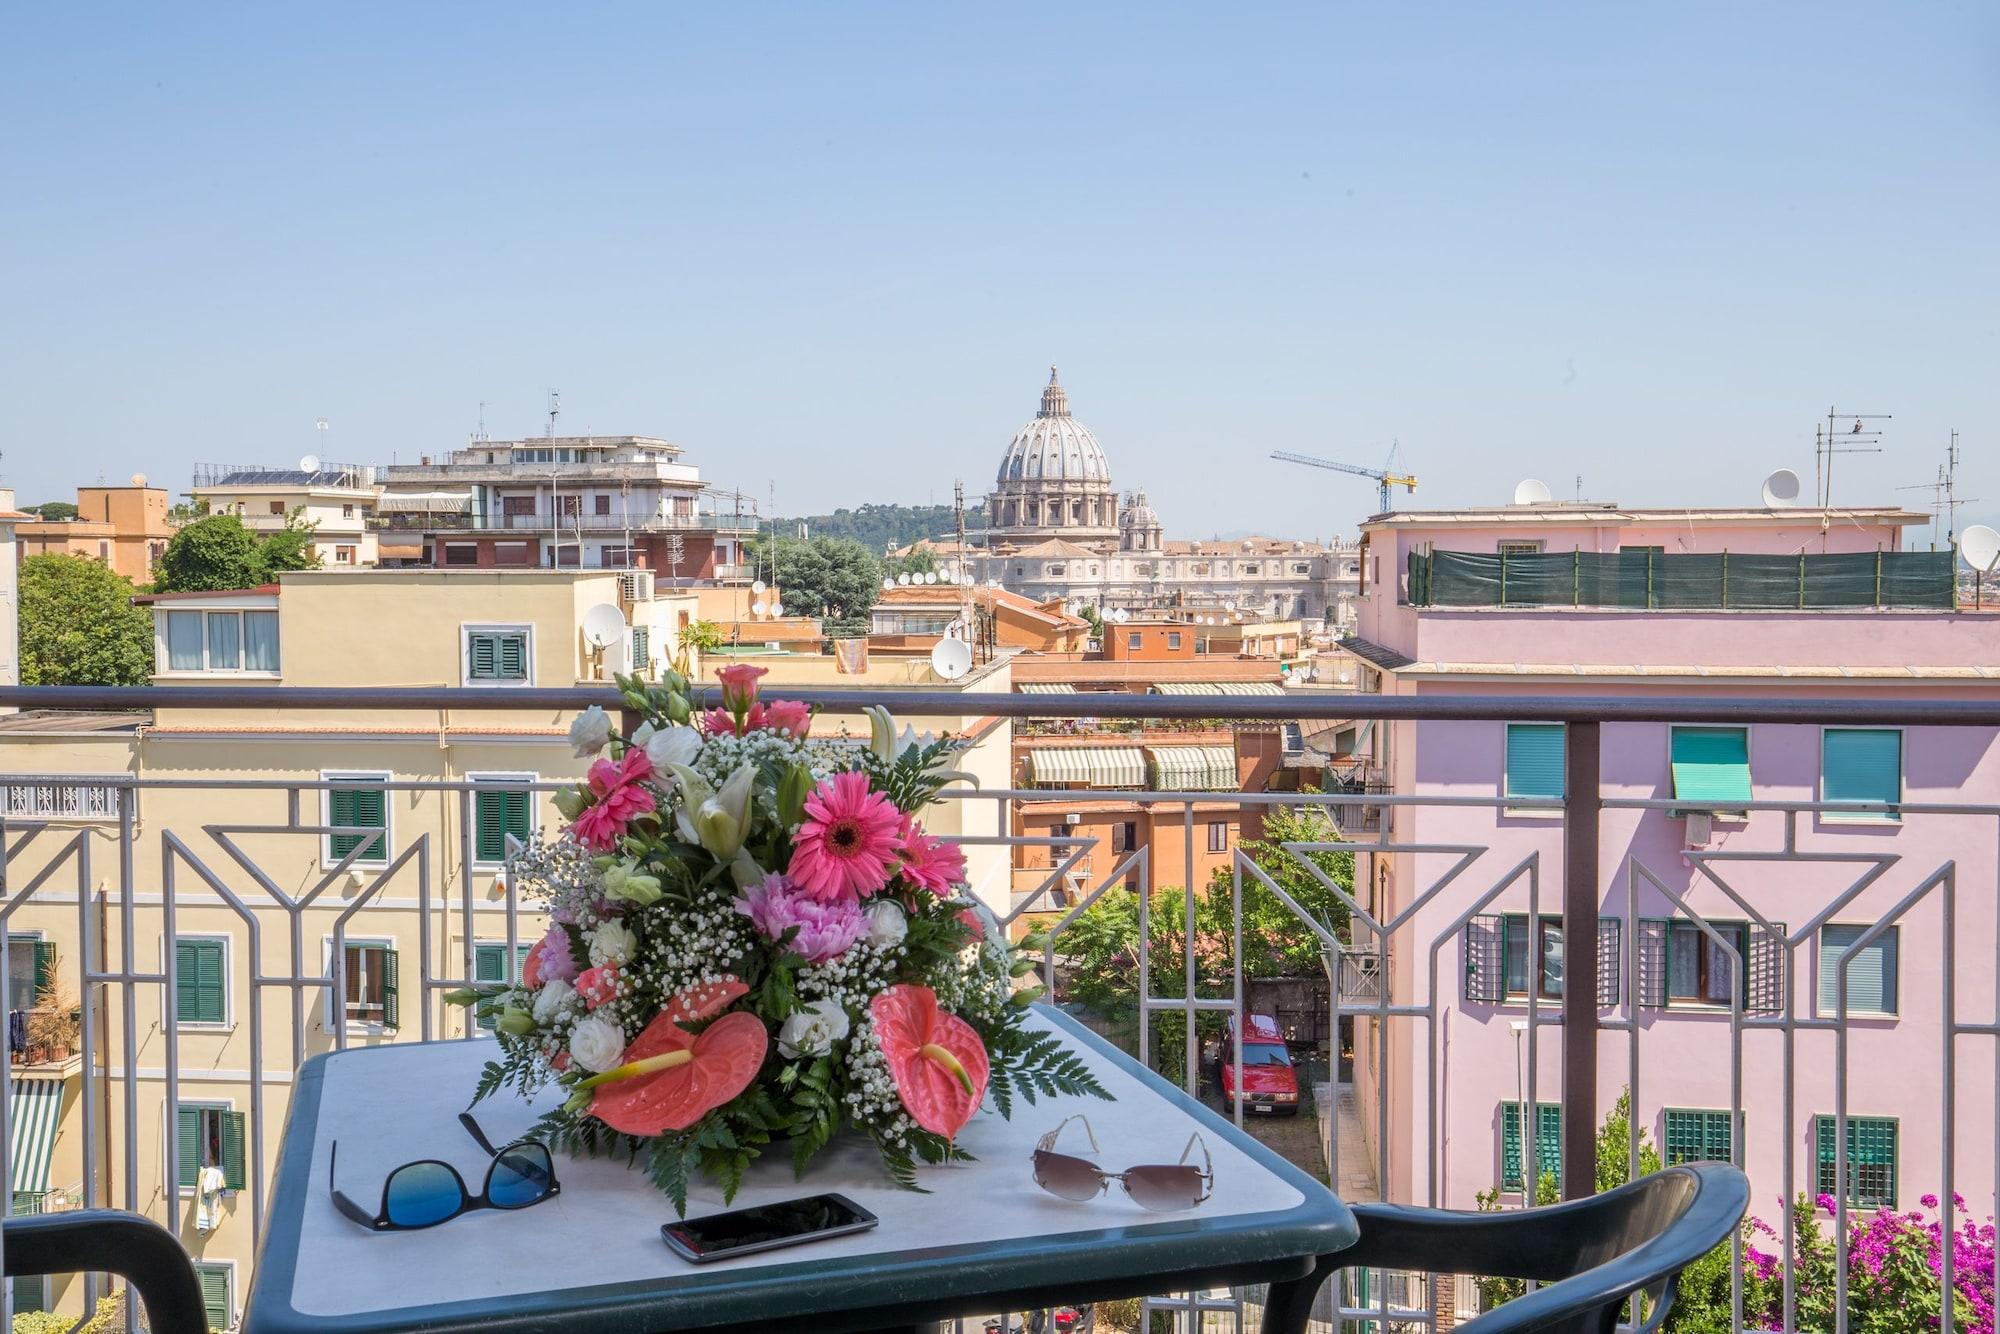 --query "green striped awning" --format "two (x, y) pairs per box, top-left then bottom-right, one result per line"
(1025, 748), (1146, 789)
(1146, 745), (1239, 791)
(8, 1080), (62, 1194)
(1018, 683), (1078, 695)
(1148, 681), (1286, 696)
